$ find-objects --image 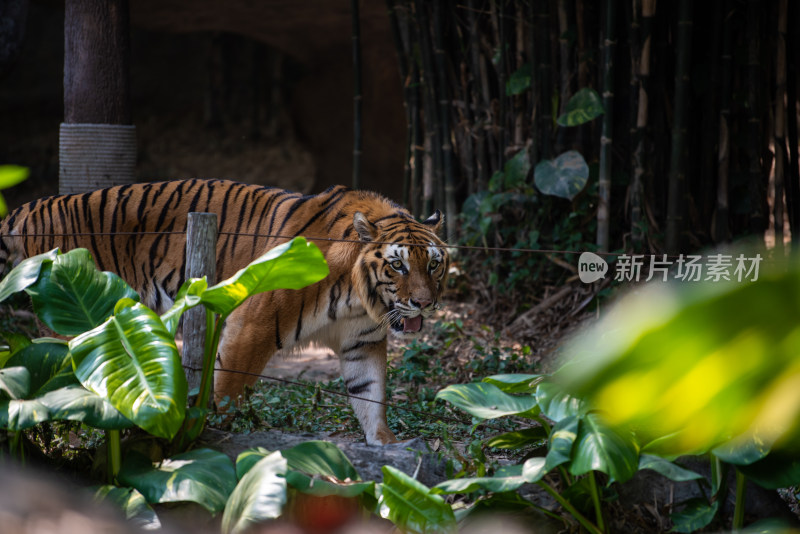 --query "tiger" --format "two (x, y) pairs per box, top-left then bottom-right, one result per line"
(0, 179), (450, 445)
